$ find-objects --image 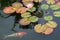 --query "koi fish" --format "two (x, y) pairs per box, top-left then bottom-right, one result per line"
(4, 31), (27, 39)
